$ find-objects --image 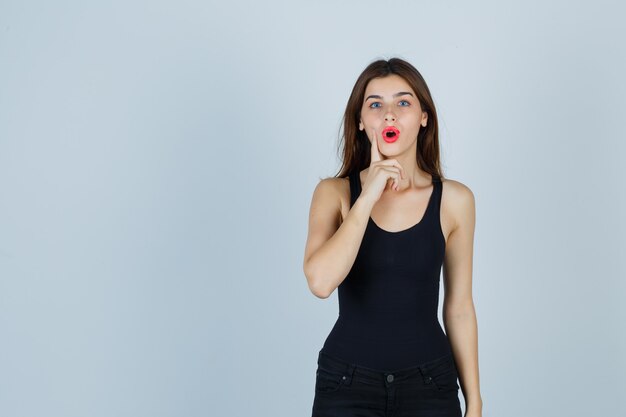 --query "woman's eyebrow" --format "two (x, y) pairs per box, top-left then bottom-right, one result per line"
(365, 92), (414, 101)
